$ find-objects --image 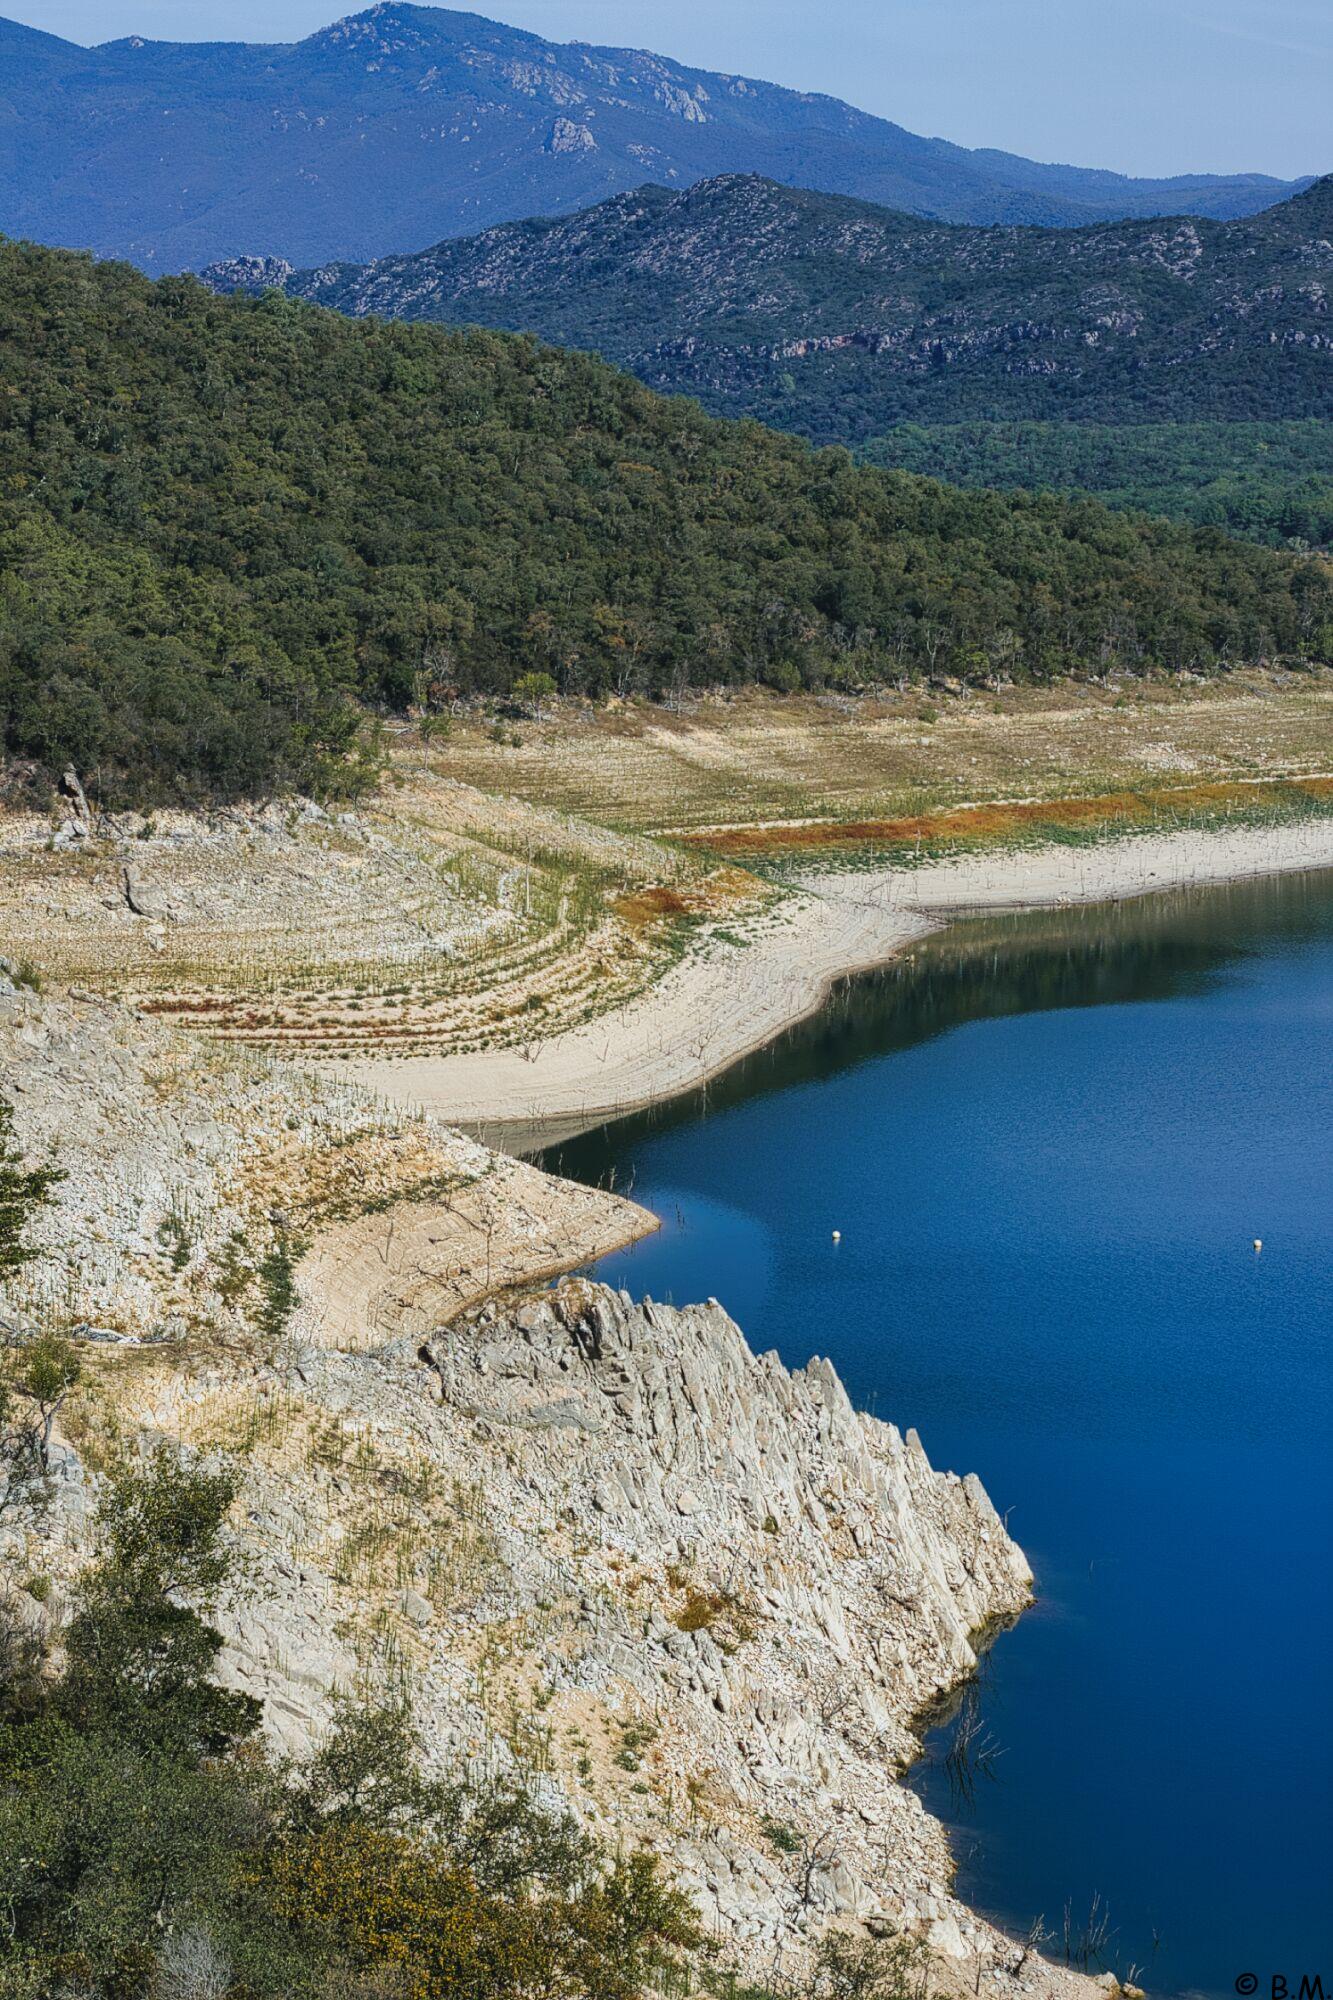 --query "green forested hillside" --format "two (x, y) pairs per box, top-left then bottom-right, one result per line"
(861, 423), (1333, 549)
(3, 239), (1331, 804)
(208, 171), (1333, 555)
(227, 172), (1333, 436)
